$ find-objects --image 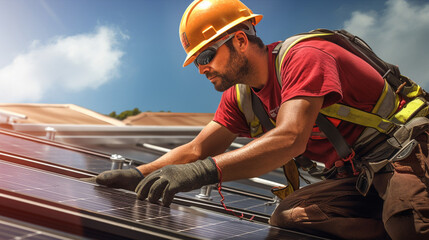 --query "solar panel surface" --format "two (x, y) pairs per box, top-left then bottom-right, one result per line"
(0, 215), (83, 240)
(0, 160), (325, 239)
(0, 129), (280, 216)
(0, 132), (112, 172)
(0, 129), (329, 239)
